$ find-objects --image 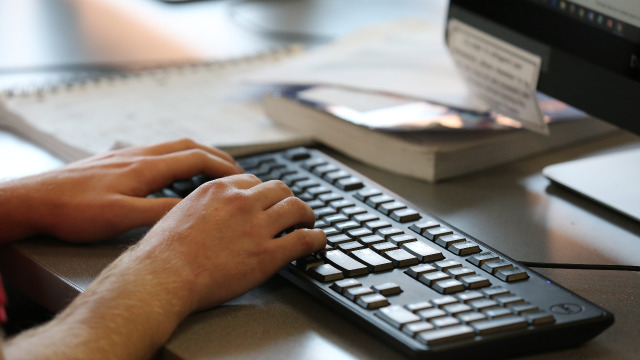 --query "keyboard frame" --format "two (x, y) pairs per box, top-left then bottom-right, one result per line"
(239, 147), (614, 359)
